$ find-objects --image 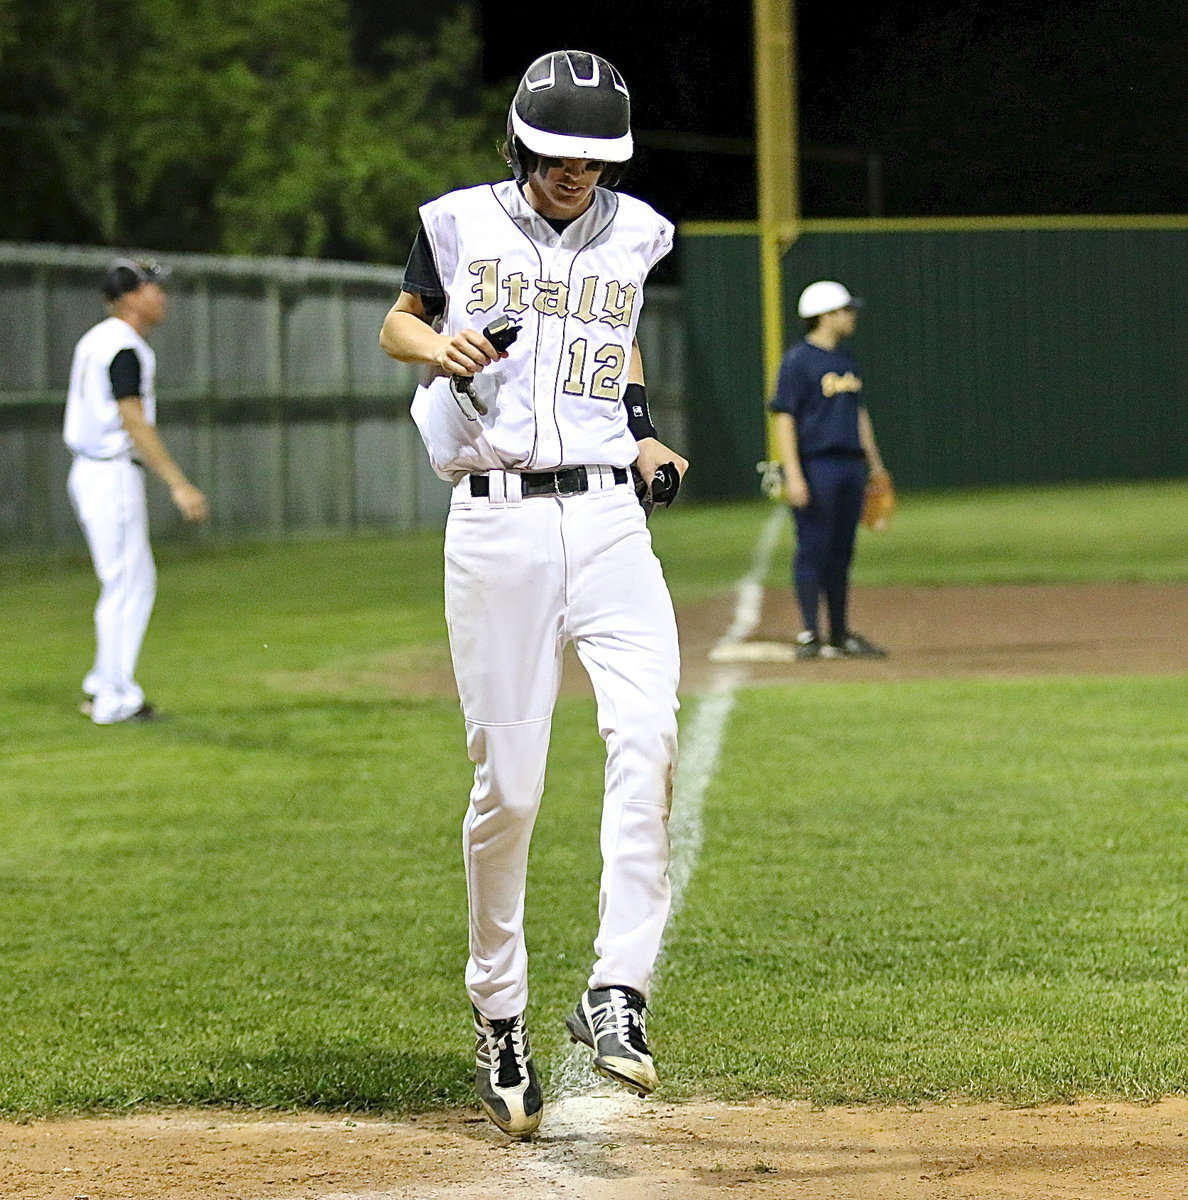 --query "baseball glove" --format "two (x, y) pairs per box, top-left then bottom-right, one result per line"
(756, 459), (785, 501)
(861, 470), (896, 531)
